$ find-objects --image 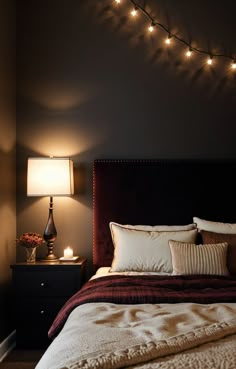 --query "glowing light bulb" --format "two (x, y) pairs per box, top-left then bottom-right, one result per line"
(130, 8), (138, 17)
(148, 25), (154, 33)
(186, 50), (192, 58)
(231, 61), (236, 70)
(115, 0), (121, 3)
(207, 56), (213, 65)
(165, 35), (172, 45)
